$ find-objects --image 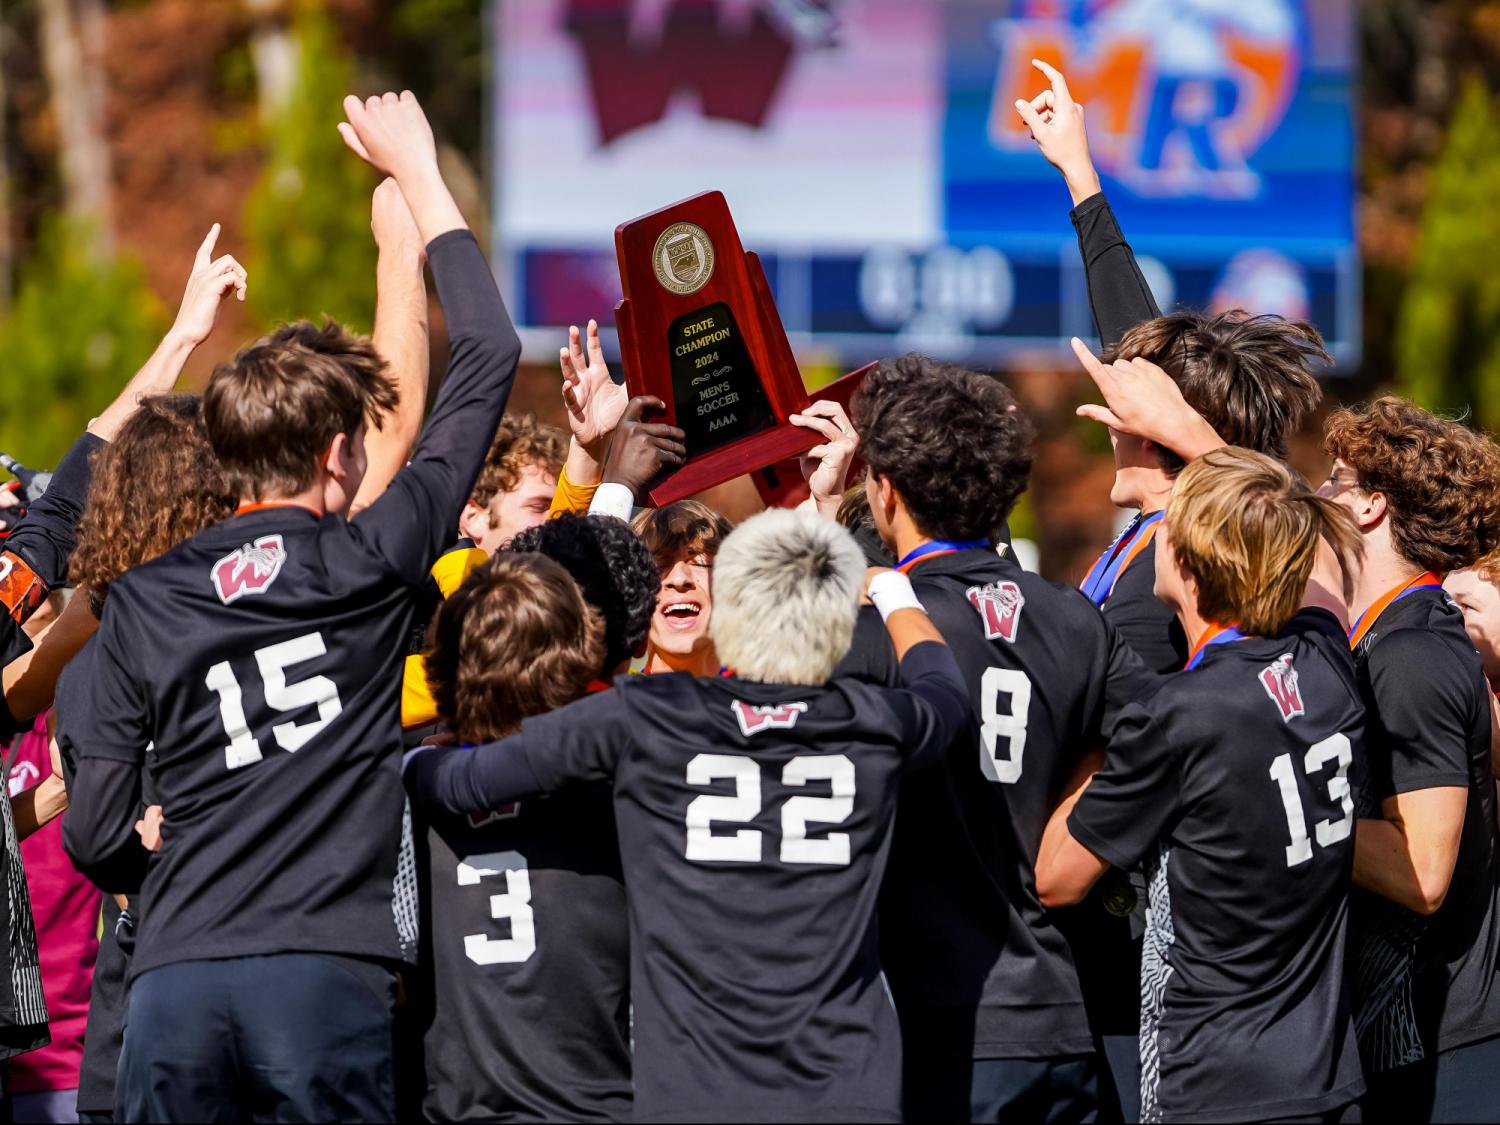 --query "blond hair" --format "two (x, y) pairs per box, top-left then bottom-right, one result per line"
(1165, 447), (1361, 636)
(709, 508), (864, 684)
